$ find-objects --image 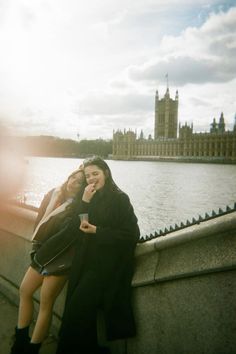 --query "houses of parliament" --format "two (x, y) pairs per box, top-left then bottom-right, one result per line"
(112, 87), (236, 163)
